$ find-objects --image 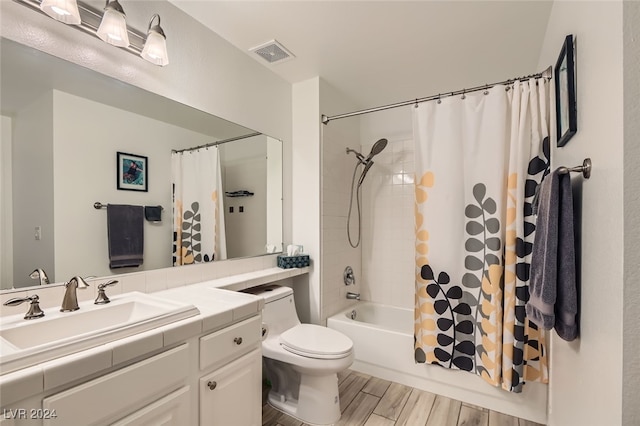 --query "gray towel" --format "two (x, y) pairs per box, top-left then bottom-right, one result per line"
(107, 204), (144, 268)
(526, 169), (578, 341)
(144, 205), (162, 222)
